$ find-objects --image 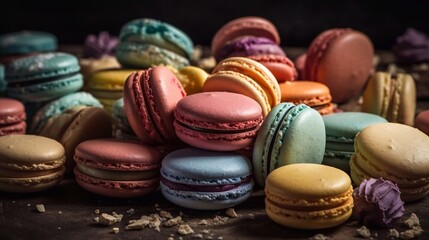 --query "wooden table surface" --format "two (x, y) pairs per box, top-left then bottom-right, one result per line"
(1, 47), (429, 240)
